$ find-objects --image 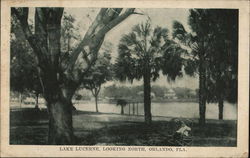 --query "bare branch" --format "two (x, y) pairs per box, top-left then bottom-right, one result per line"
(66, 8), (136, 84)
(133, 12), (144, 15)
(96, 85), (101, 95)
(90, 88), (95, 96)
(101, 8), (135, 34)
